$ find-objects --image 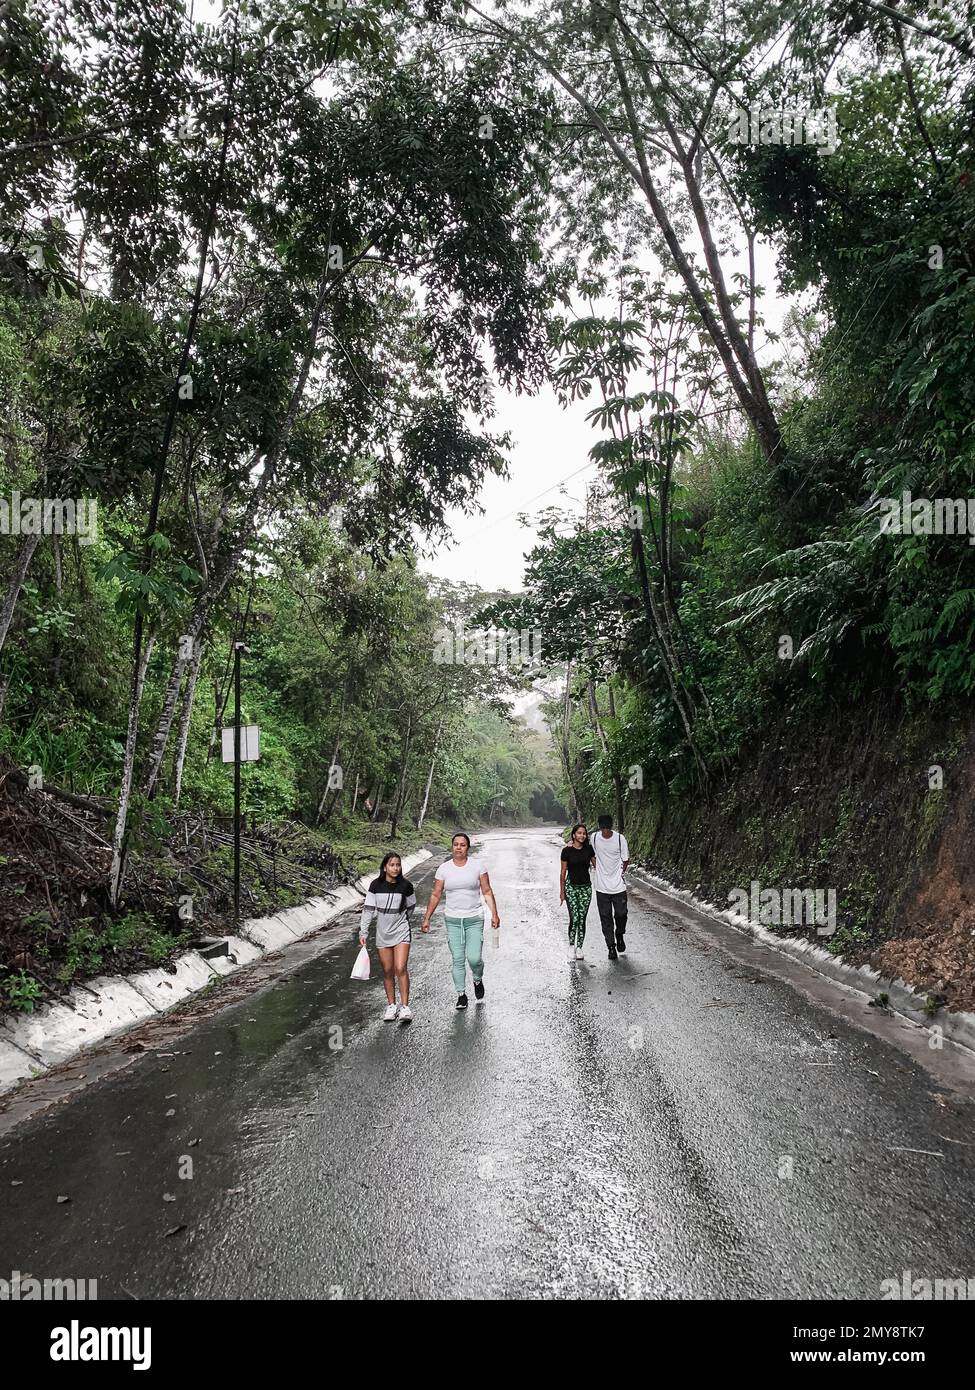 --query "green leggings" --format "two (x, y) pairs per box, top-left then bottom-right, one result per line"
(446, 915), (484, 993)
(564, 882), (592, 946)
